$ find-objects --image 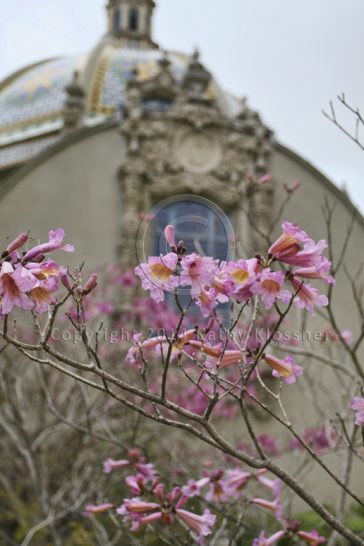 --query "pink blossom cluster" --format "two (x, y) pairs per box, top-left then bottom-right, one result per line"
(0, 229), (102, 319)
(85, 450), (326, 545)
(0, 229), (75, 316)
(135, 222), (333, 319)
(126, 324), (304, 385)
